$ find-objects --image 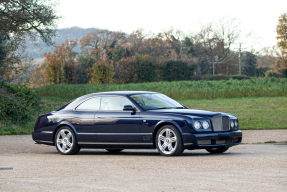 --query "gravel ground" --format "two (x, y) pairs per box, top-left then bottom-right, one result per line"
(241, 129), (287, 143)
(0, 130), (286, 192)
